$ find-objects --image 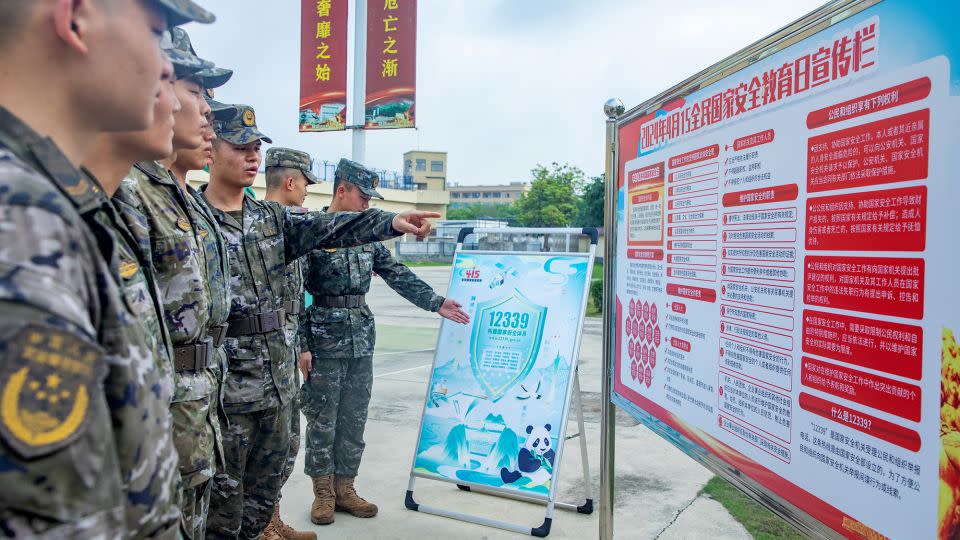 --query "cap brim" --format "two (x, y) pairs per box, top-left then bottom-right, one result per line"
(199, 66), (233, 89)
(206, 98), (236, 121)
(359, 185), (385, 199)
(166, 48), (213, 77)
(303, 169), (320, 185)
(155, 0), (216, 26)
(219, 129), (273, 145)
